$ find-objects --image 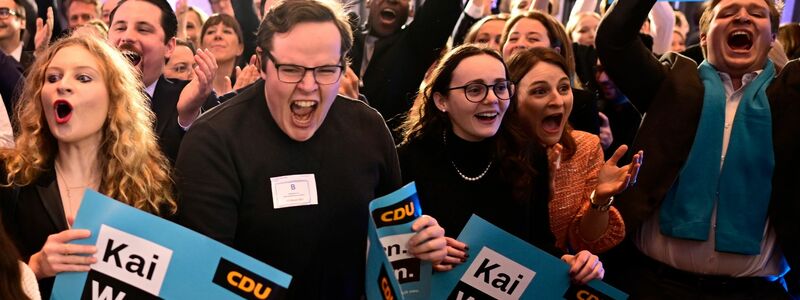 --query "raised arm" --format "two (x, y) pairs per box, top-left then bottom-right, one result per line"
(406, 0), (464, 57)
(568, 0), (597, 21)
(649, 2), (675, 55)
(595, 0), (667, 113)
